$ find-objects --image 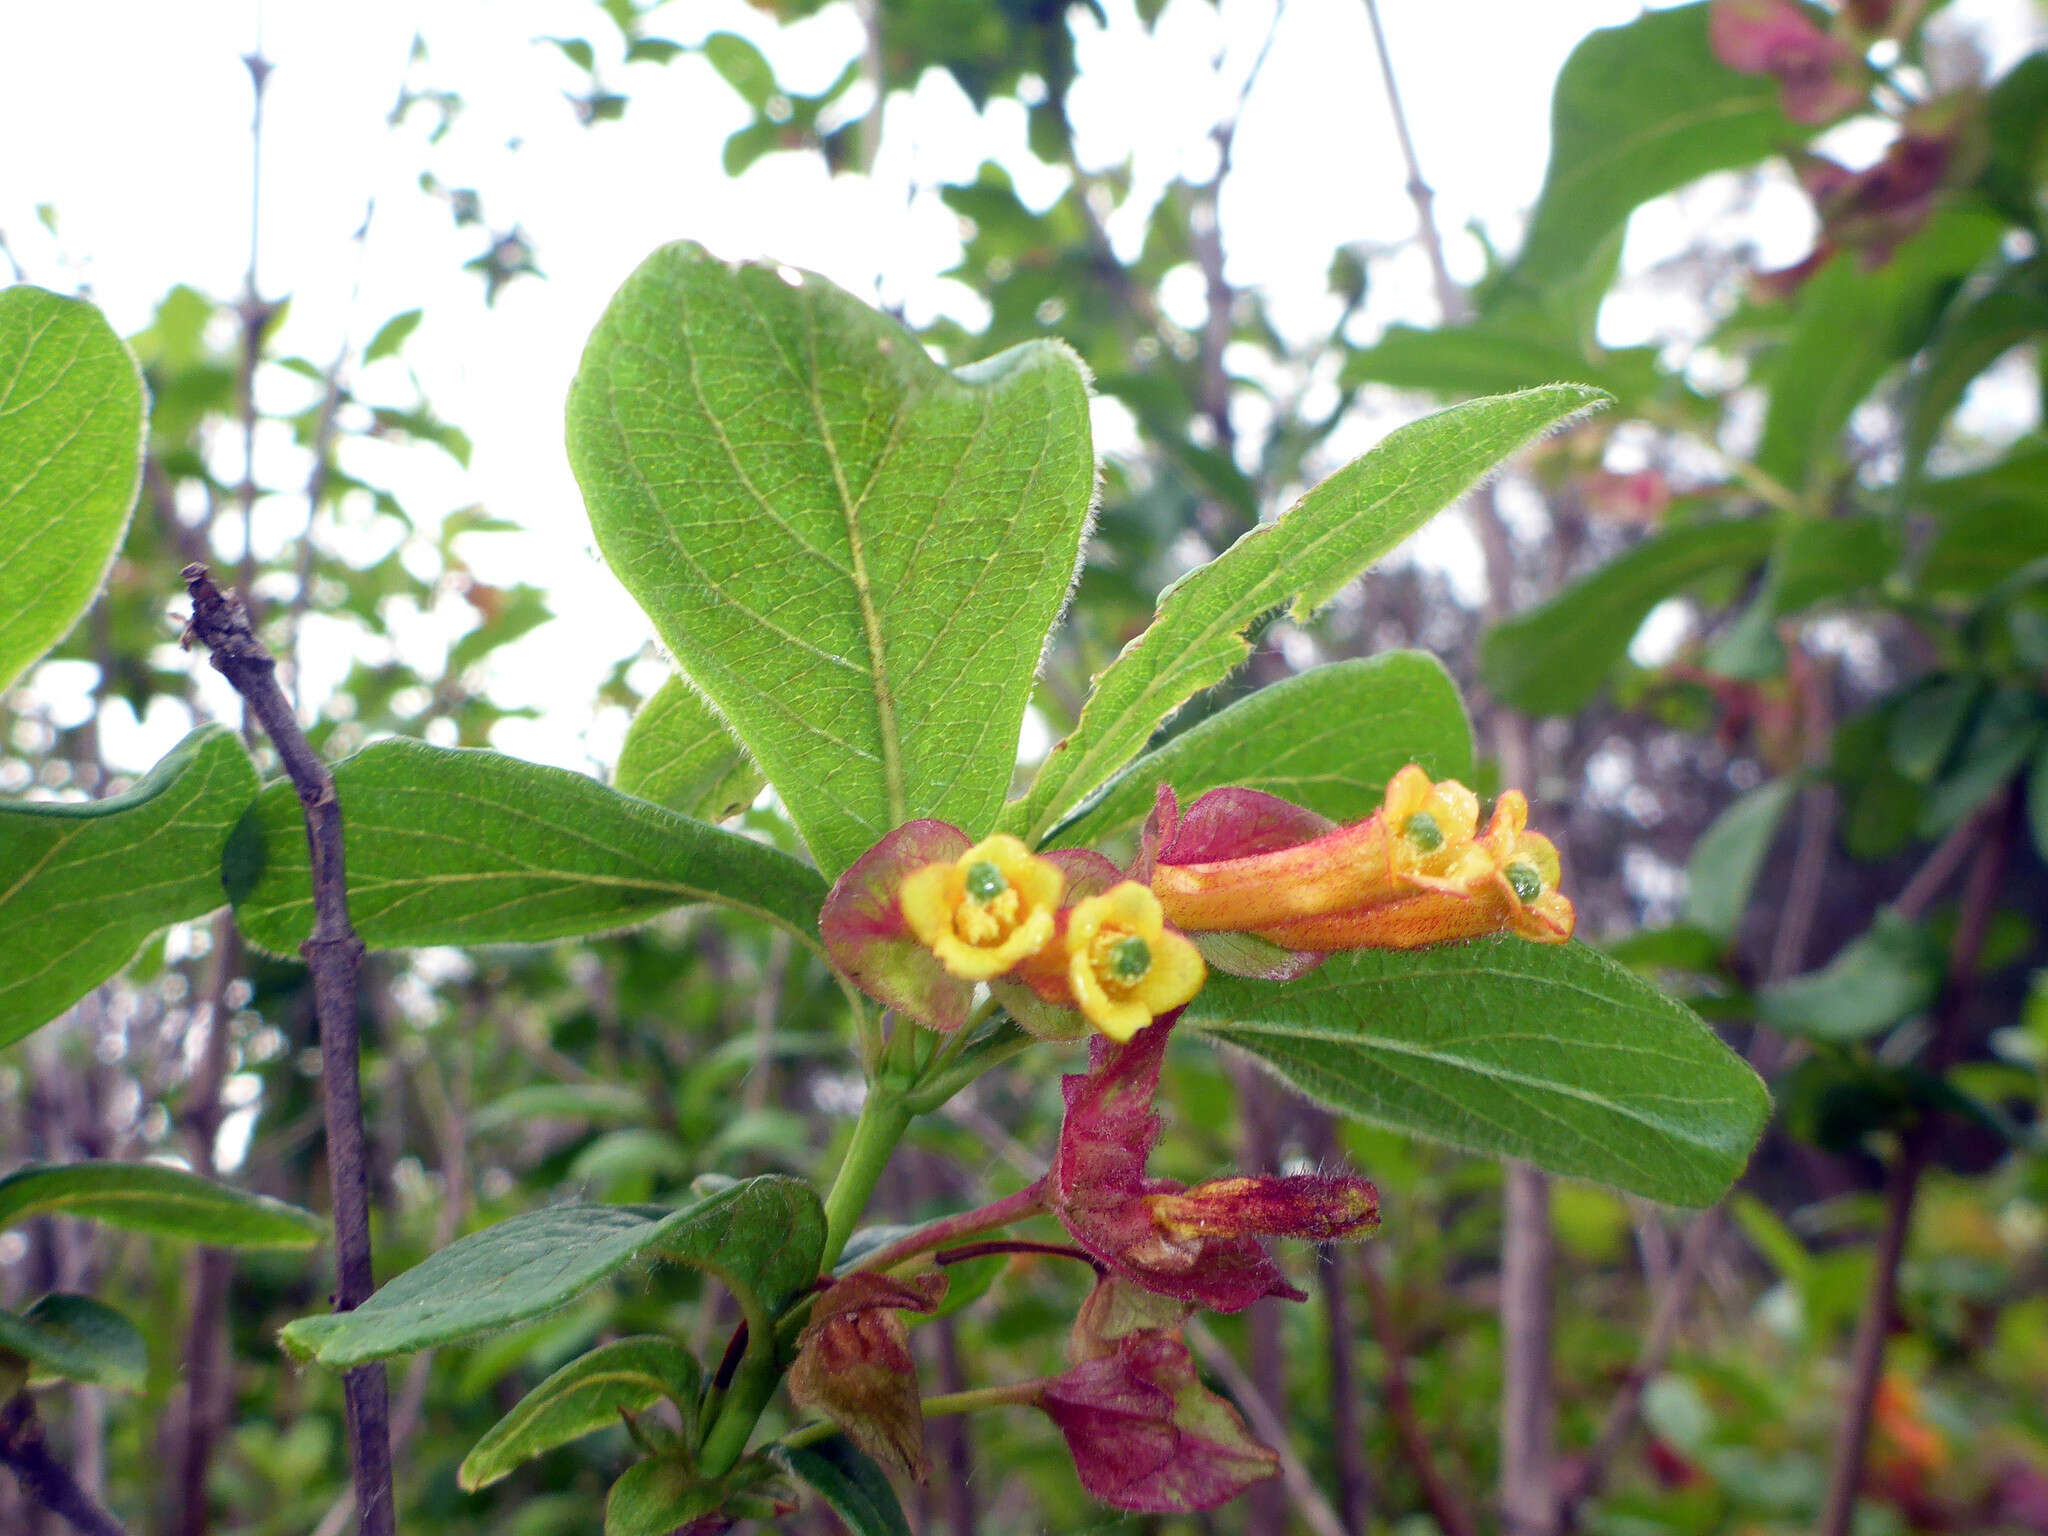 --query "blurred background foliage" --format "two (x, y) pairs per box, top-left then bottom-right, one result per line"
(3, 1), (2048, 1533)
